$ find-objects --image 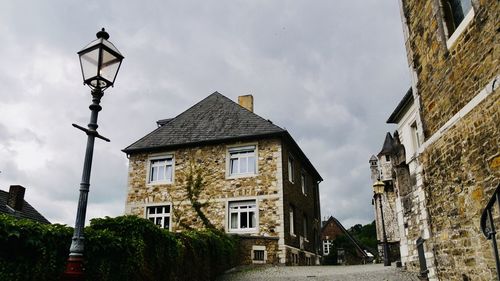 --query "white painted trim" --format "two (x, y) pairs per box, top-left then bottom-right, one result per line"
(446, 8), (475, 49)
(145, 153), (175, 186)
(144, 203), (172, 231)
(226, 198), (260, 234)
(419, 74), (499, 153)
(225, 142), (259, 179)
